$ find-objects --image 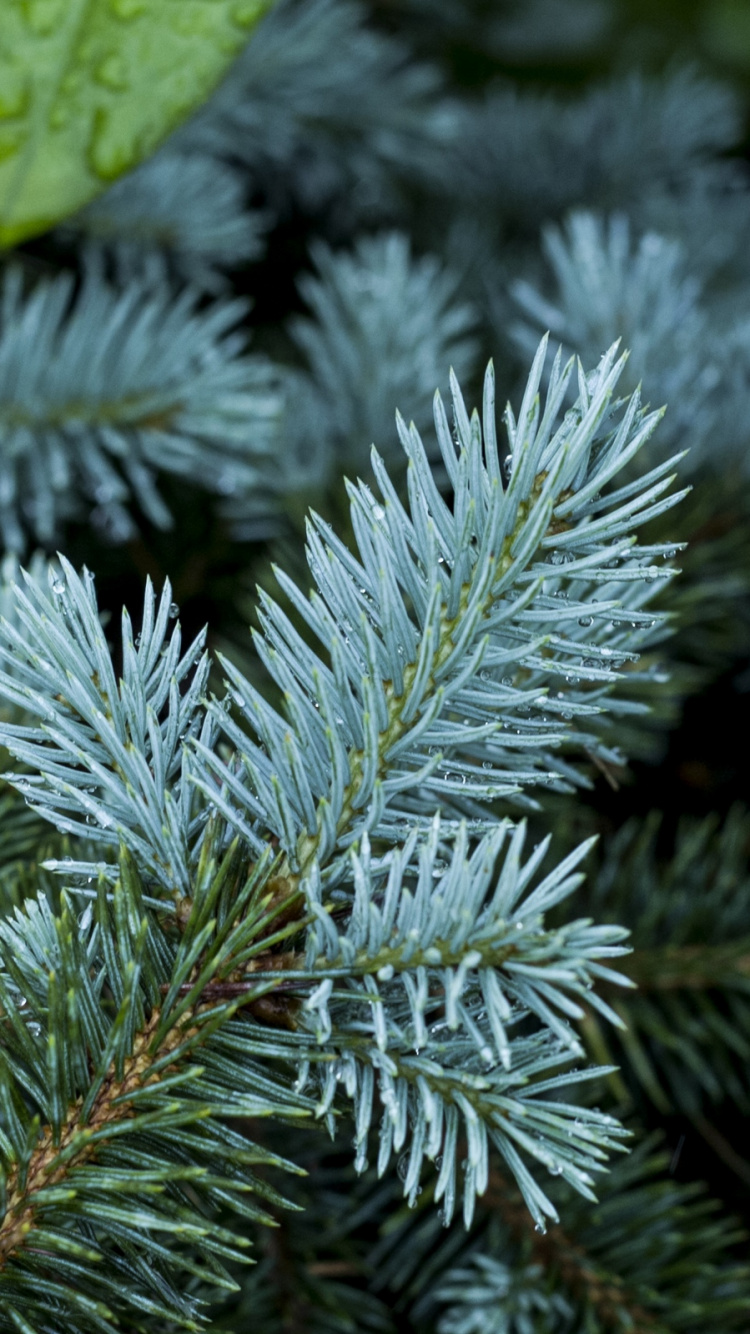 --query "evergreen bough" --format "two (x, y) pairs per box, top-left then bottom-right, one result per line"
(0, 264), (282, 550)
(0, 341), (690, 1329)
